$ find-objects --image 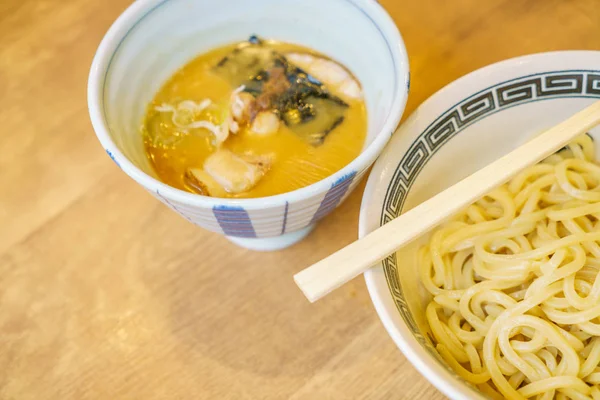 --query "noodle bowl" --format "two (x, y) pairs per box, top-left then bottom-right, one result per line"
(360, 52), (600, 400)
